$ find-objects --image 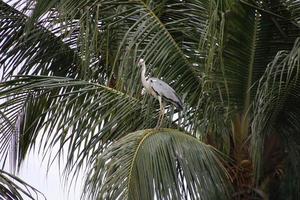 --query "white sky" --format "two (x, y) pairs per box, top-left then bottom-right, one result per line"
(19, 150), (83, 200)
